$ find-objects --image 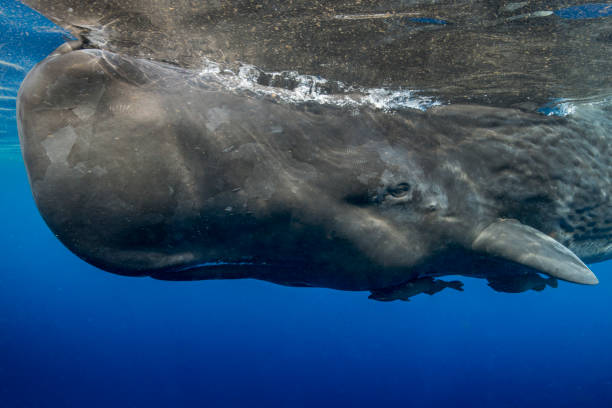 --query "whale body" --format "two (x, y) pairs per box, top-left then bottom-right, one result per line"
(15, 0), (612, 299)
